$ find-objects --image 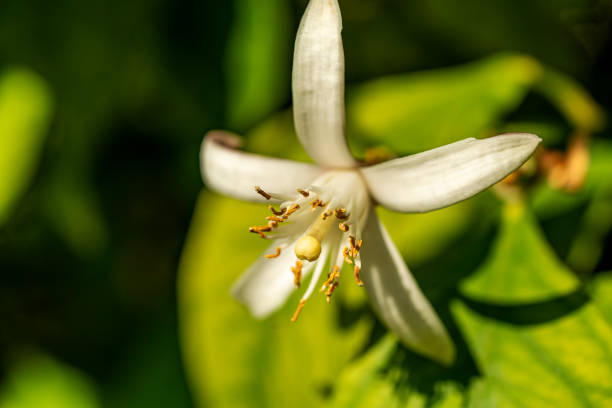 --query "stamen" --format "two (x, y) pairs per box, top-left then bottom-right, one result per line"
(310, 199), (325, 212)
(297, 188), (310, 197)
(284, 204), (300, 217)
(290, 300), (306, 322)
(321, 210), (332, 220)
(268, 205), (286, 216)
(339, 223), (349, 232)
(354, 265), (364, 286)
(335, 208), (348, 220)
(349, 236), (363, 258)
(266, 215), (285, 223)
(291, 260), (303, 287)
(320, 265), (340, 293)
(249, 225), (271, 238)
(265, 247), (282, 259)
(325, 281), (339, 303)
(343, 246), (353, 264)
(255, 186), (272, 200)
